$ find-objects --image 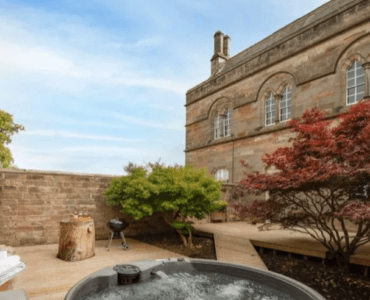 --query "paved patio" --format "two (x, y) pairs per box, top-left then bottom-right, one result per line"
(3, 220), (370, 299)
(10, 239), (189, 300)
